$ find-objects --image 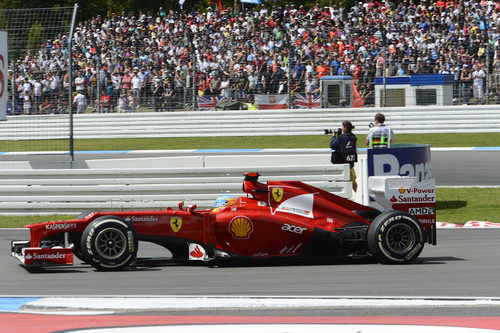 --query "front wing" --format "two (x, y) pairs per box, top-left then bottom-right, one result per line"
(11, 241), (73, 266)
